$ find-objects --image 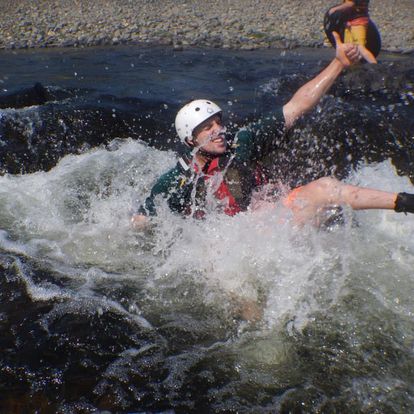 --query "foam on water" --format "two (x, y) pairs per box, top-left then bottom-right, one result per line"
(1, 138), (414, 412)
(0, 139), (172, 265)
(1, 139), (413, 338)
